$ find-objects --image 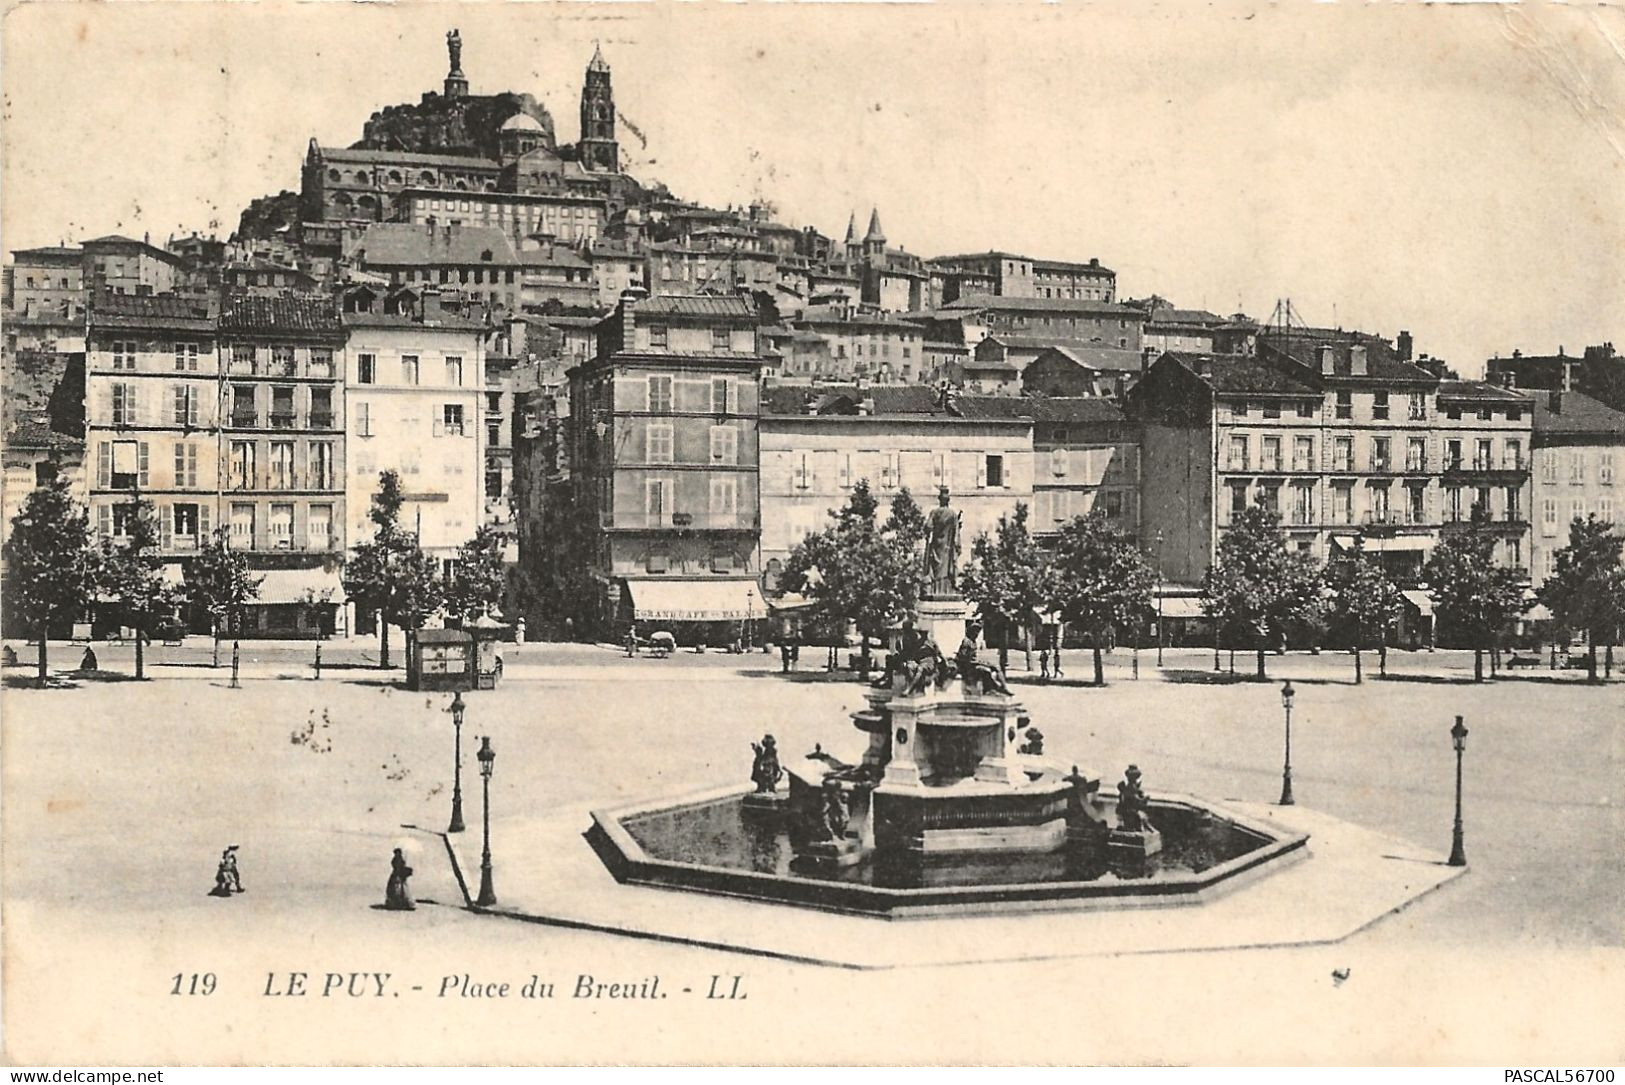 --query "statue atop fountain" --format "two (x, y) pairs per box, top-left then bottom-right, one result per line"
(1109, 764), (1163, 862)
